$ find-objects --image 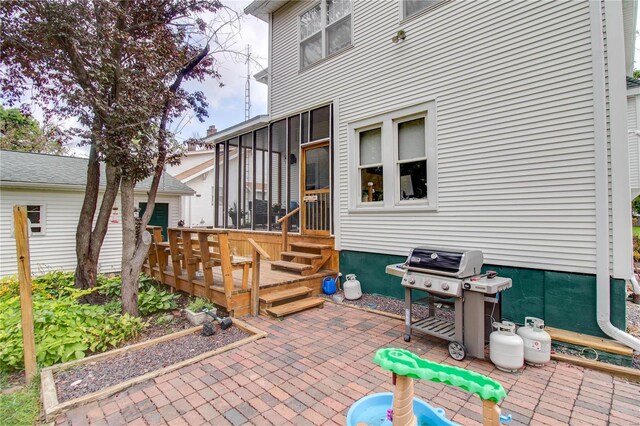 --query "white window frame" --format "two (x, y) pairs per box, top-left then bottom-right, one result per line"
(299, 0), (352, 70)
(11, 204), (46, 236)
(400, 0), (447, 21)
(355, 123), (384, 207)
(348, 101), (437, 212)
